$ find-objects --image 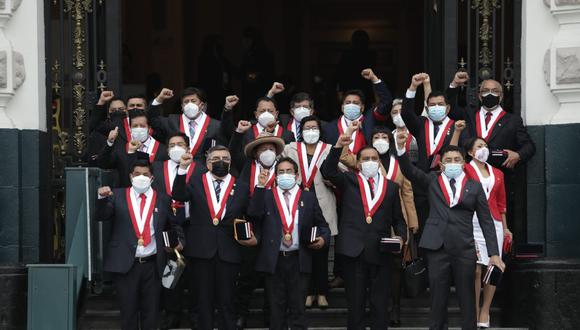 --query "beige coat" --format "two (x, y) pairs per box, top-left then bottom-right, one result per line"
(282, 142), (338, 235)
(339, 147), (419, 232)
